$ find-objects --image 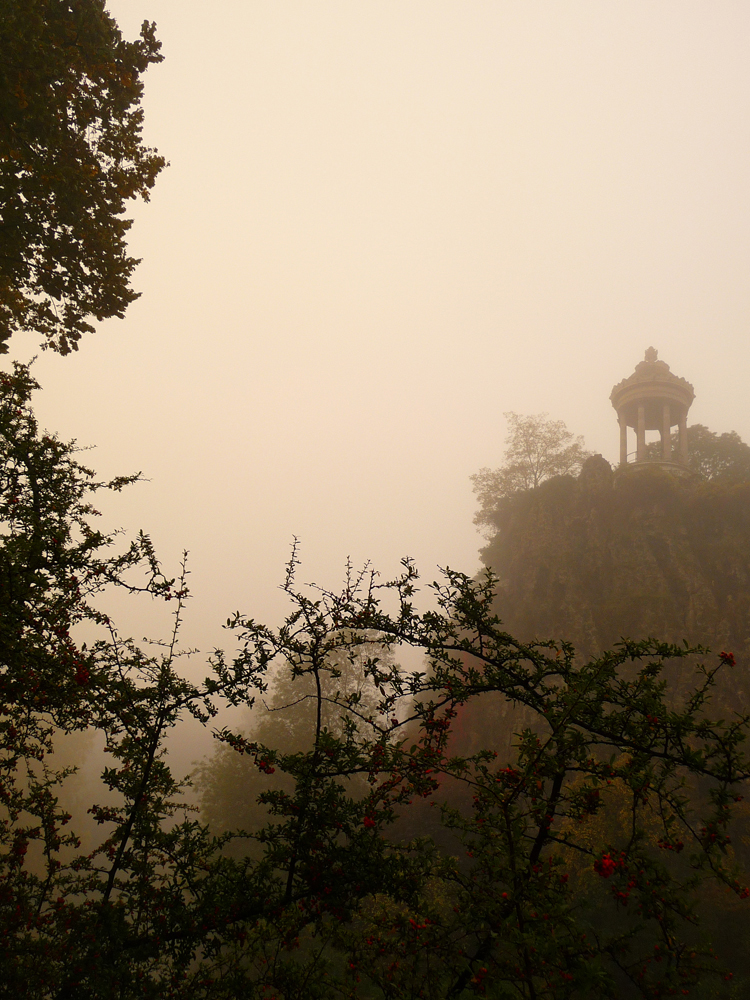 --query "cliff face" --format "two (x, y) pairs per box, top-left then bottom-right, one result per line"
(480, 457), (750, 709)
